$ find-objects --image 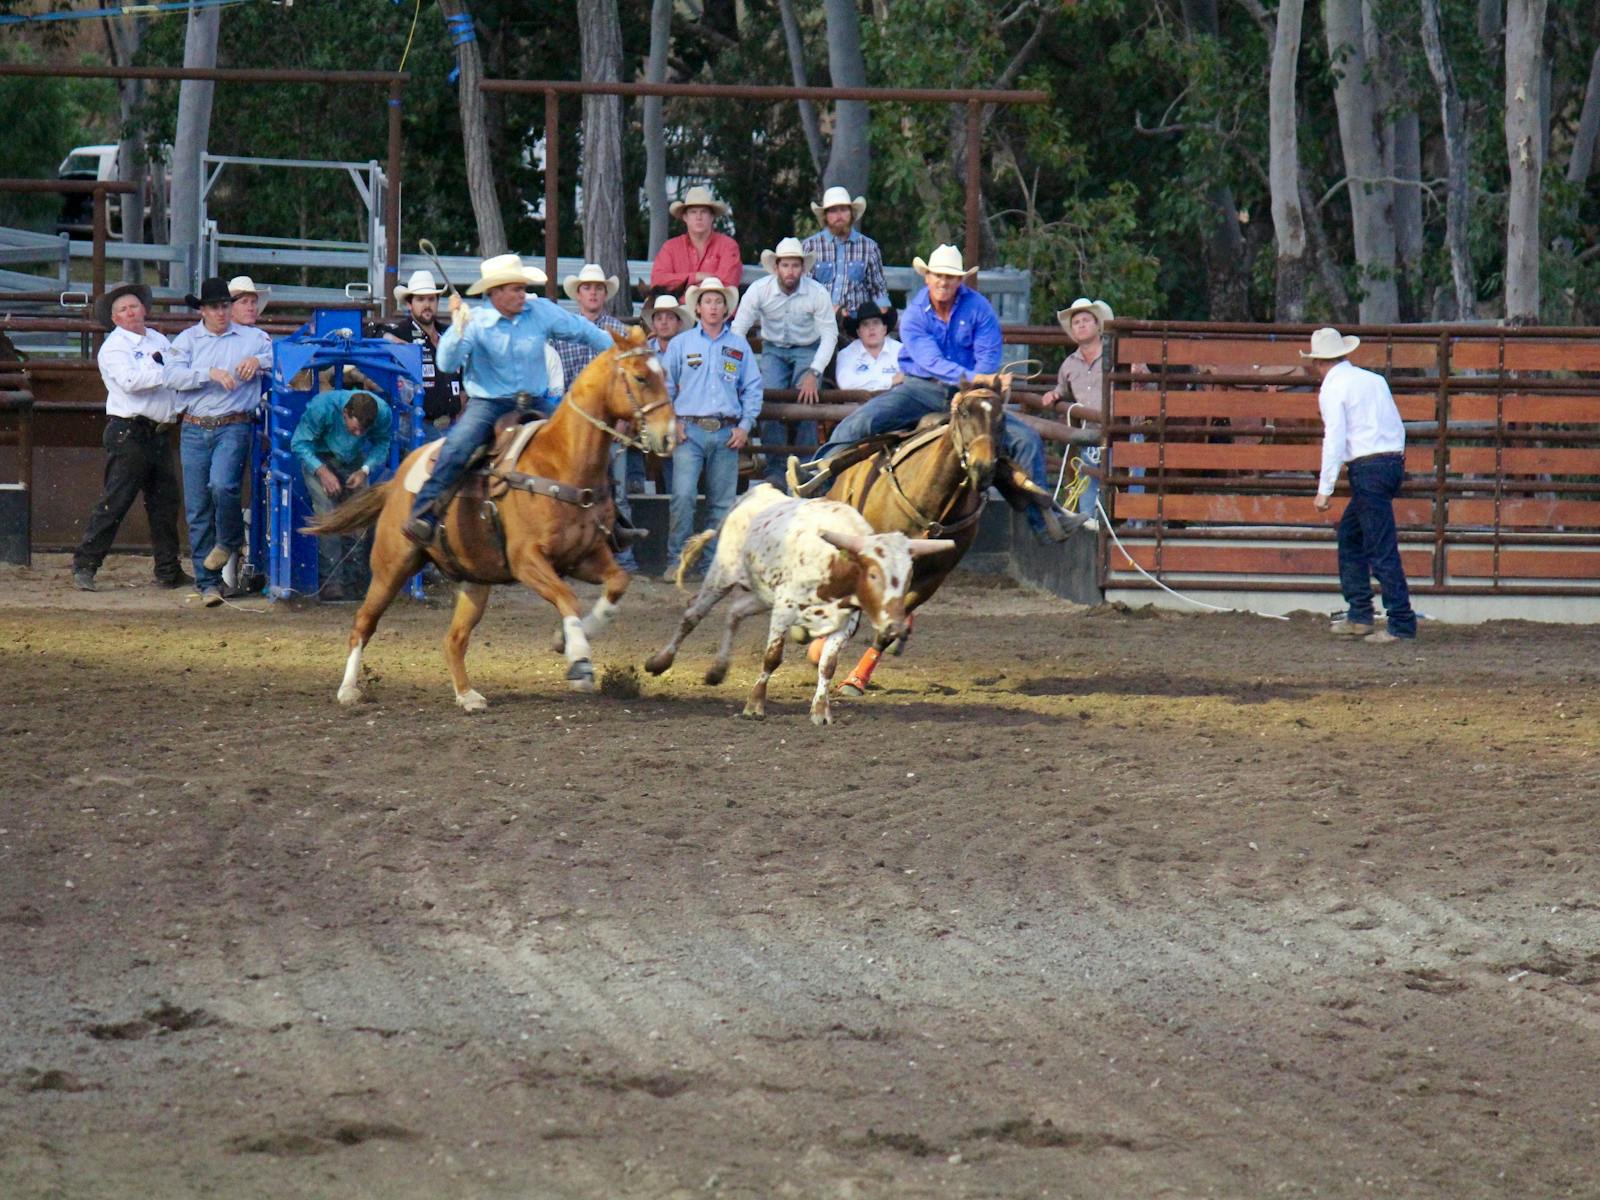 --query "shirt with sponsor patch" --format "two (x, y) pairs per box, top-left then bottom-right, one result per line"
(835, 336), (903, 393)
(661, 322), (763, 430)
(97, 325), (185, 422)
